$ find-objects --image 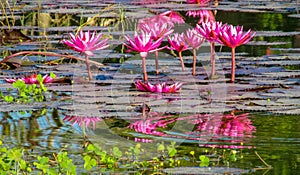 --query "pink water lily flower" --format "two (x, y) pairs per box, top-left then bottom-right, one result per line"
(124, 31), (164, 82)
(168, 33), (189, 71)
(5, 74), (56, 84)
(196, 21), (225, 77)
(62, 30), (109, 56)
(62, 30), (109, 80)
(196, 21), (224, 42)
(138, 20), (174, 41)
(218, 25), (256, 82)
(135, 80), (182, 93)
(63, 116), (101, 130)
(185, 28), (205, 50)
(218, 25), (255, 48)
(138, 20), (174, 74)
(184, 28), (205, 76)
